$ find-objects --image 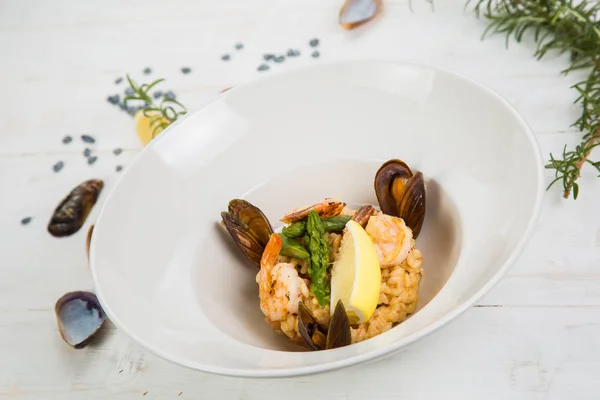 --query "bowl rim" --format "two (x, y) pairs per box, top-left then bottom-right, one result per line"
(90, 59), (545, 378)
